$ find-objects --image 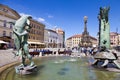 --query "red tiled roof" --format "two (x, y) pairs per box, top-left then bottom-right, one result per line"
(89, 36), (97, 40)
(67, 37), (72, 40)
(67, 34), (82, 40)
(110, 32), (120, 35)
(72, 34), (82, 38)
